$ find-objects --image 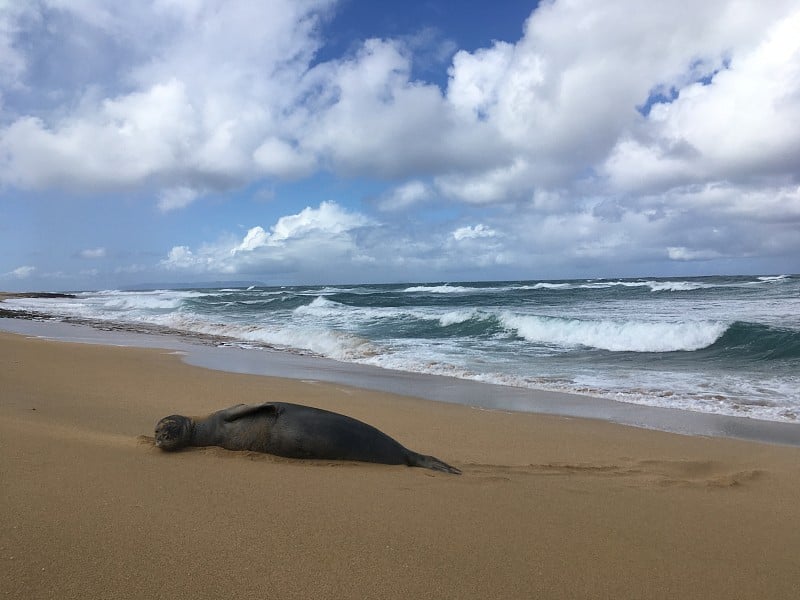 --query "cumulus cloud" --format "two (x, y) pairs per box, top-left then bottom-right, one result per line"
(163, 201), (374, 275)
(301, 39), (454, 176)
(0, 0), (333, 200)
(162, 245), (215, 272)
(441, 1), (800, 198)
(268, 200), (372, 244)
(602, 9), (800, 193)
